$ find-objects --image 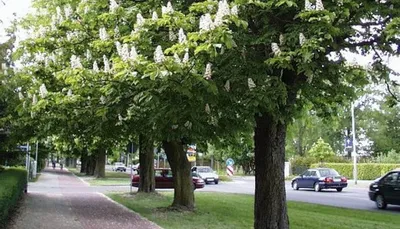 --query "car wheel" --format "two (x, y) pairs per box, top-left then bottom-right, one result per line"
(314, 182), (321, 192)
(336, 188), (343, 192)
(376, 195), (387, 209)
(215, 180), (219, 185)
(292, 181), (299, 190)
